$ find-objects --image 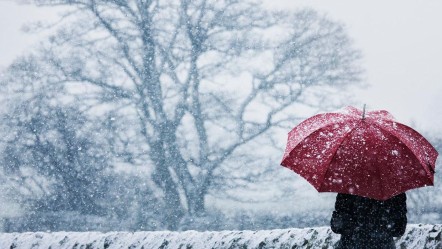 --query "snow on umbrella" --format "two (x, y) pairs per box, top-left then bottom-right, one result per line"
(280, 106), (439, 200)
